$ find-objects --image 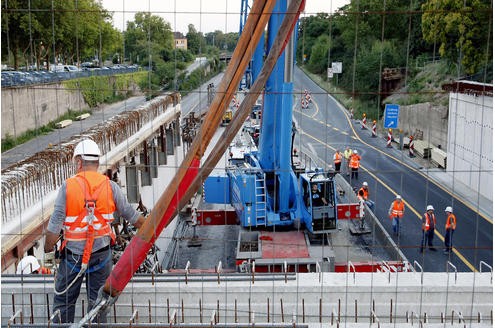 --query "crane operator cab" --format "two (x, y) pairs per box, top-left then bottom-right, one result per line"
(300, 171), (338, 234)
